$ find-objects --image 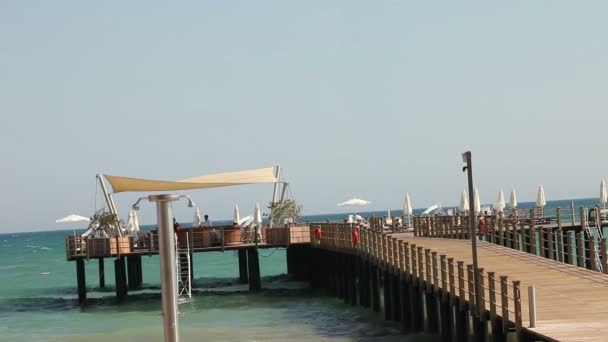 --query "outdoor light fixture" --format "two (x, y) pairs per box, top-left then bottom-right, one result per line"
(461, 151), (482, 321)
(132, 196), (148, 211)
